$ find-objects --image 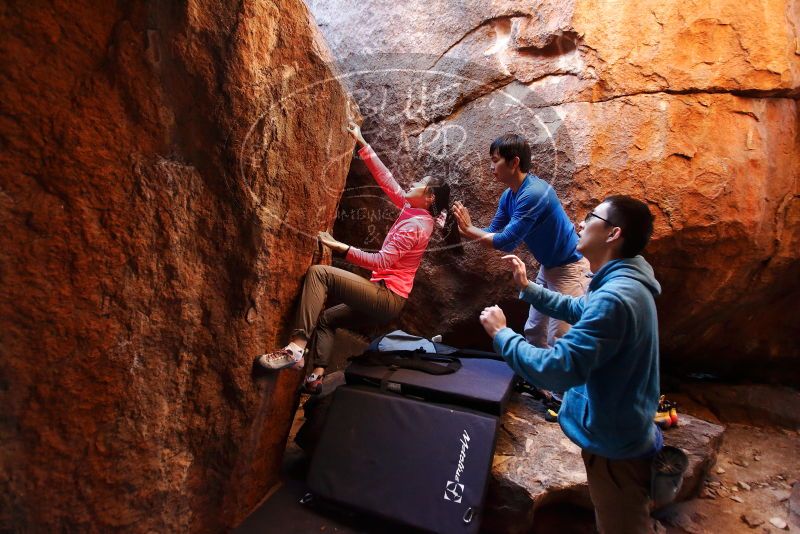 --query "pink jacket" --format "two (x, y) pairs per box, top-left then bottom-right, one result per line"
(345, 145), (434, 298)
